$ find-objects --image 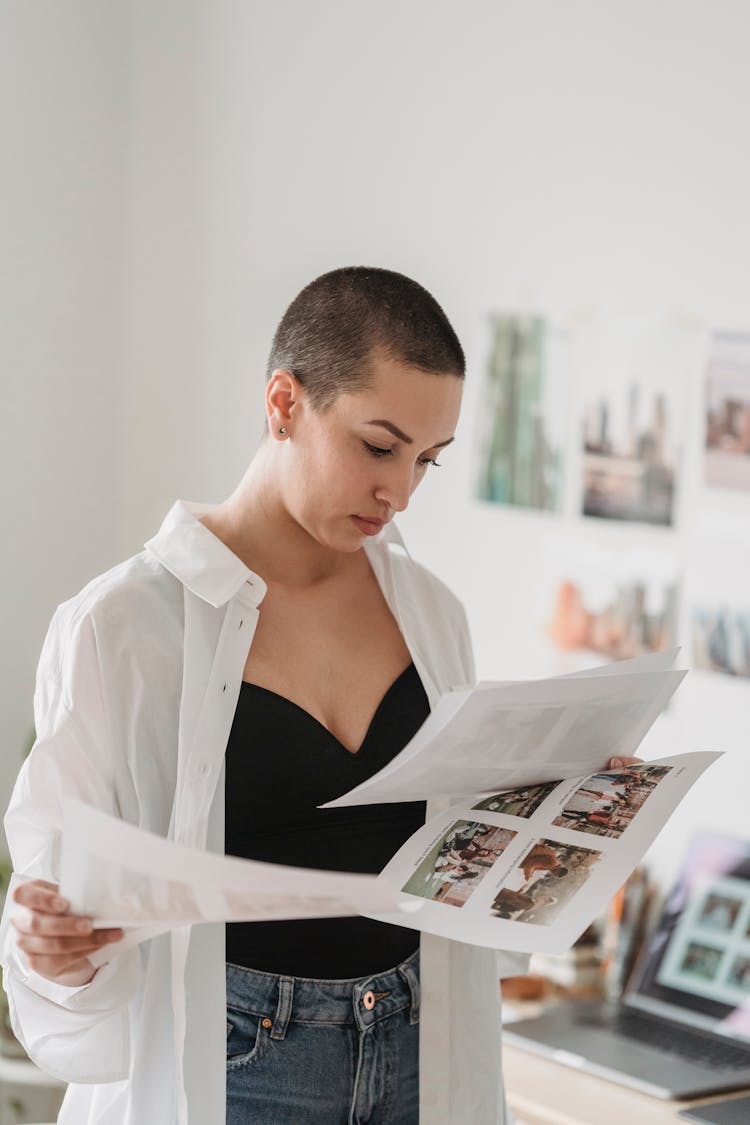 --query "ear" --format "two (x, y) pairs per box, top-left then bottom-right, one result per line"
(266, 369), (303, 438)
